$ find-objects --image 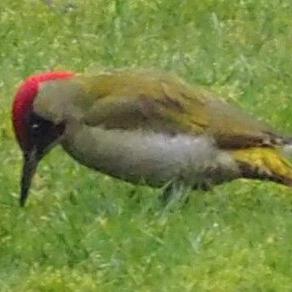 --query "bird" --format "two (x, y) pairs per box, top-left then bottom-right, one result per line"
(12, 68), (292, 206)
